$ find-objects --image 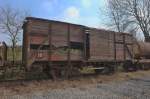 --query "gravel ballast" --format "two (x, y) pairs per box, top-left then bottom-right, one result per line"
(1, 75), (150, 99)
